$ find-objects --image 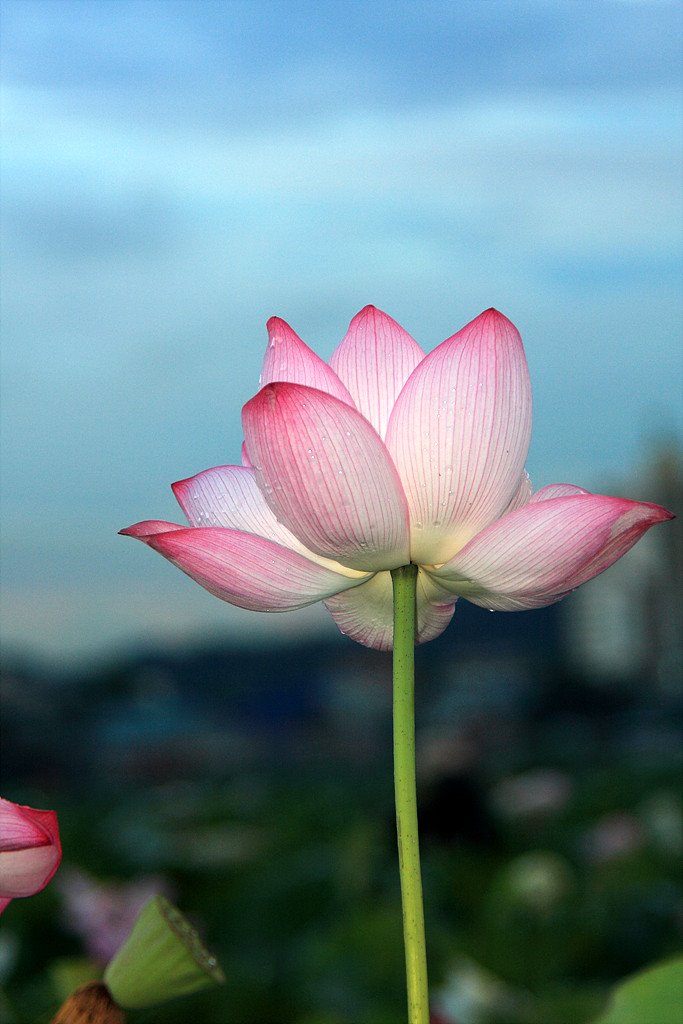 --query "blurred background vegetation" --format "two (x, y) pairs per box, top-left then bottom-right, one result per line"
(2, 449), (680, 1024)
